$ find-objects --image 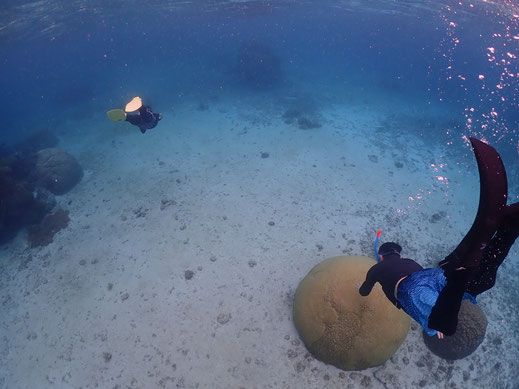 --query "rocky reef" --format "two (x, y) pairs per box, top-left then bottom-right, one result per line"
(0, 129), (81, 246)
